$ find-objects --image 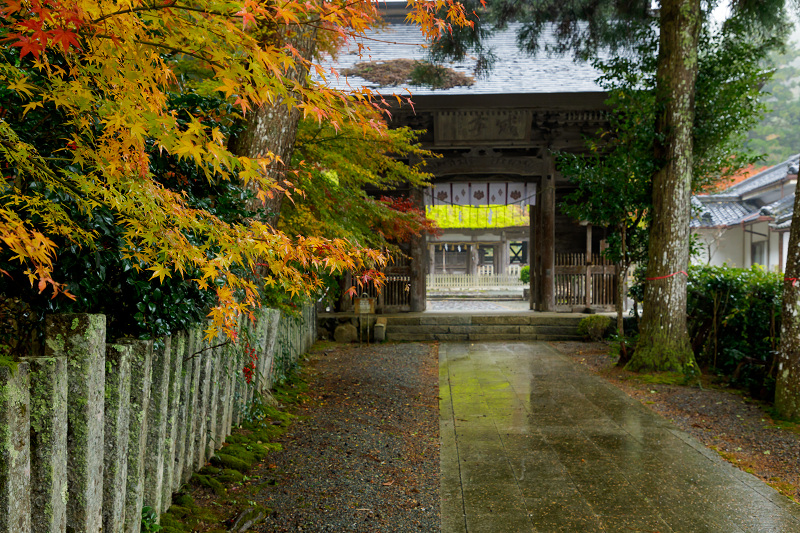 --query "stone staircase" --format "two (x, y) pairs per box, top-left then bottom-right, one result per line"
(383, 314), (584, 342)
